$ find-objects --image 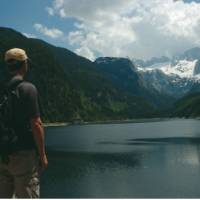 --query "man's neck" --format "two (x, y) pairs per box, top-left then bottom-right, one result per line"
(11, 71), (25, 78)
